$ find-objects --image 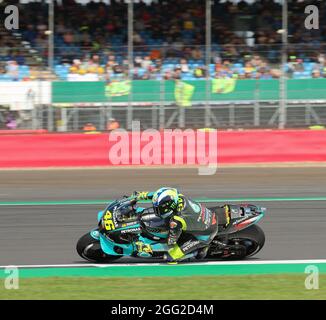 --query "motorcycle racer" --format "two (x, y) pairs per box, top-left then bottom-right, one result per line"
(132, 187), (231, 262)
